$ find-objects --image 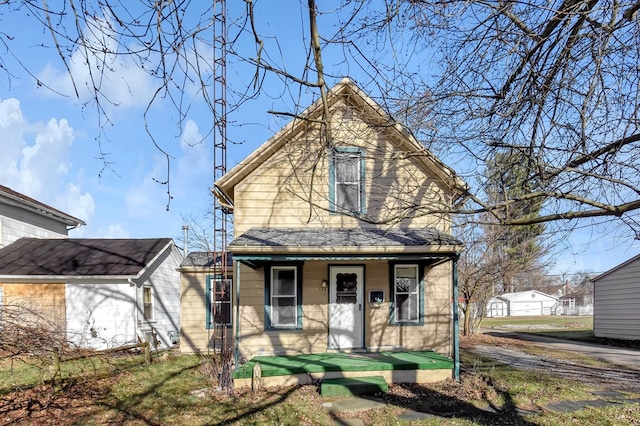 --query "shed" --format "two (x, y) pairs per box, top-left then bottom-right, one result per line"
(592, 253), (640, 341)
(487, 290), (558, 317)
